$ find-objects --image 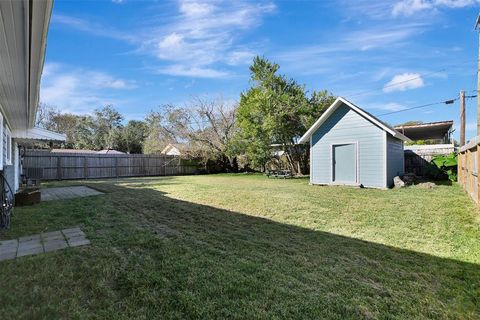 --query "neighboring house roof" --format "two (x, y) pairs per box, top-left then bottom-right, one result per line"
(394, 121), (453, 141)
(49, 149), (126, 154)
(50, 149), (97, 154)
(298, 97), (410, 144)
(0, 0), (53, 130)
(96, 149), (126, 154)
